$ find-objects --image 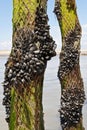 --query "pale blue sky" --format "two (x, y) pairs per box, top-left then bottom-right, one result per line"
(0, 0), (87, 50)
(0, 0), (12, 42)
